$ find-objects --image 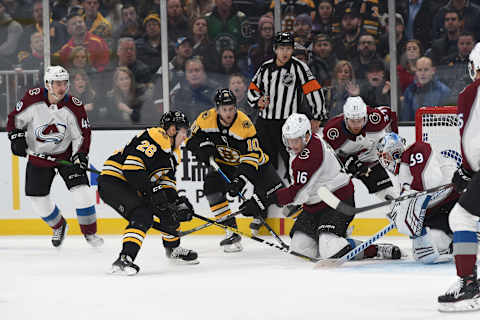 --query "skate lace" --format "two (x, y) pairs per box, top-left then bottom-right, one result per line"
(445, 278), (464, 297)
(52, 227), (63, 240)
(173, 247), (189, 257)
(378, 245), (392, 258)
